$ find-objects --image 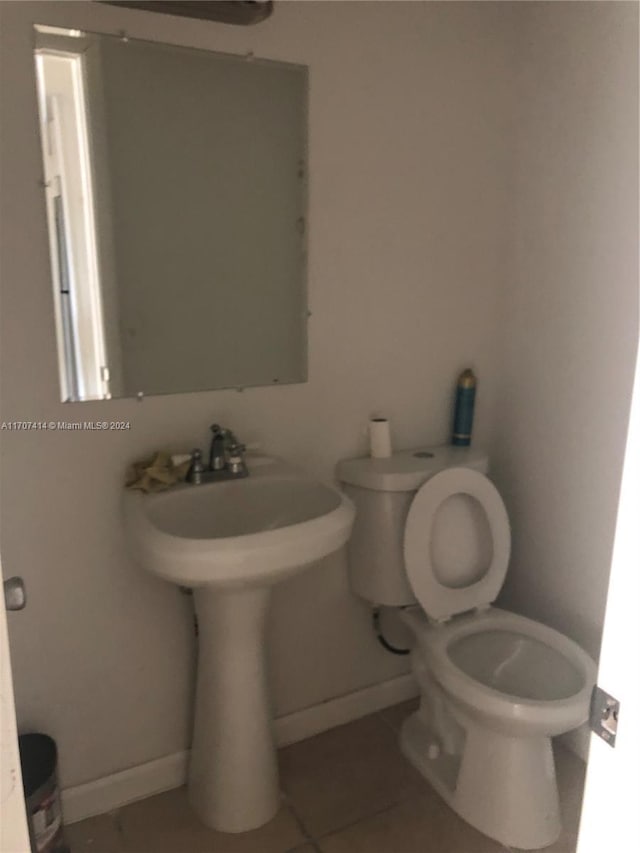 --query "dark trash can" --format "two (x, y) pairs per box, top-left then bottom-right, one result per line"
(18, 734), (68, 853)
